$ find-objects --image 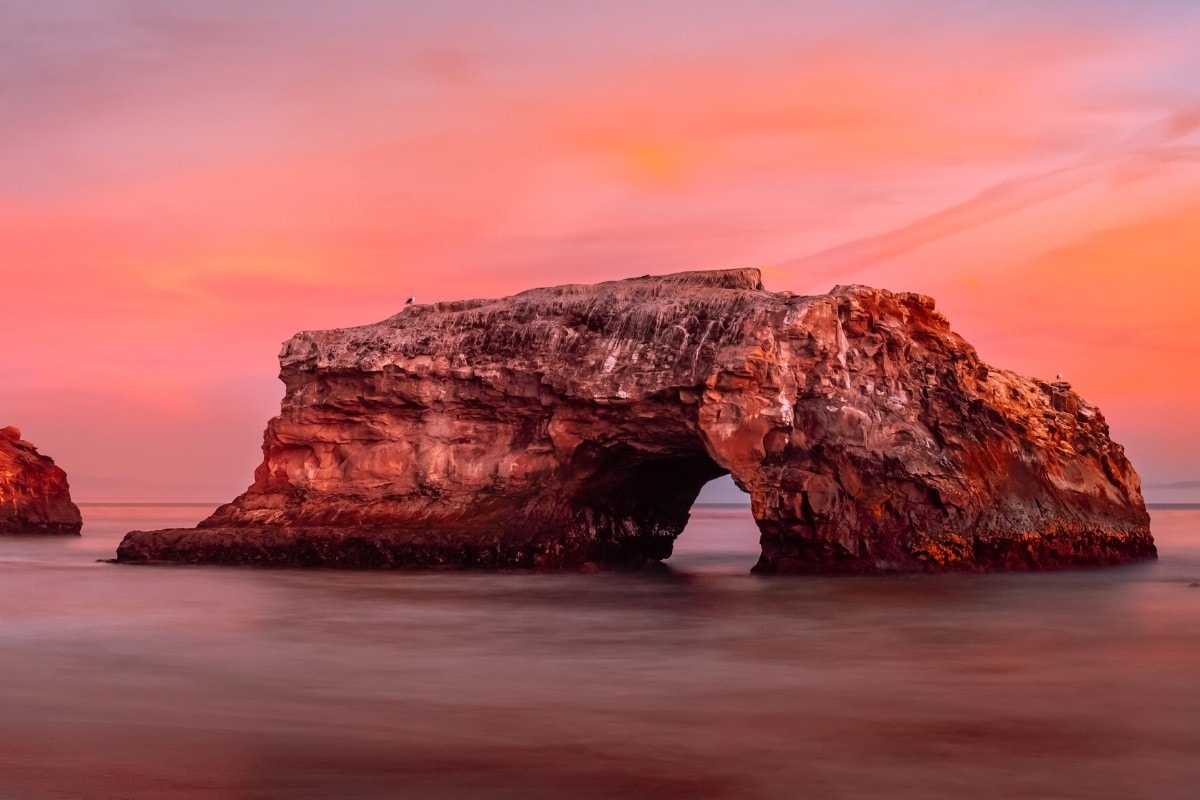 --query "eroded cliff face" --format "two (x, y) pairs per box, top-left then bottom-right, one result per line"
(0, 427), (83, 535)
(118, 269), (1153, 571)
